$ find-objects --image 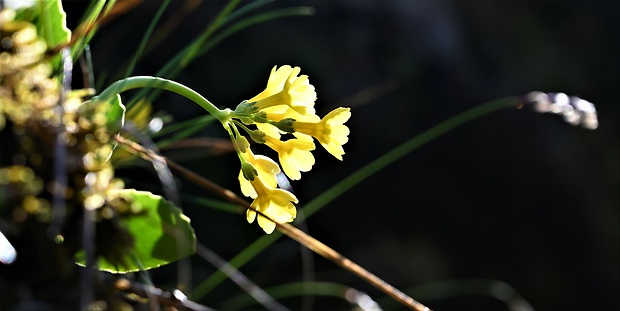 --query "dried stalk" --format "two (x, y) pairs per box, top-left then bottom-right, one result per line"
(115, 135), (432, 311)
